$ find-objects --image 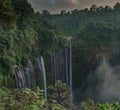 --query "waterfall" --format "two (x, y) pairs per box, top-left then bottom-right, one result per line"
(51, 49), (67, 83)
(65, 47), (69, 85)
(40, 57), (47, 99)
(69, 39), (72, 94)
(14, 67), (26, 89)
(14, 37), (73, 99)
(51, 37), (73, 94)
(14, 56), (47, 99)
